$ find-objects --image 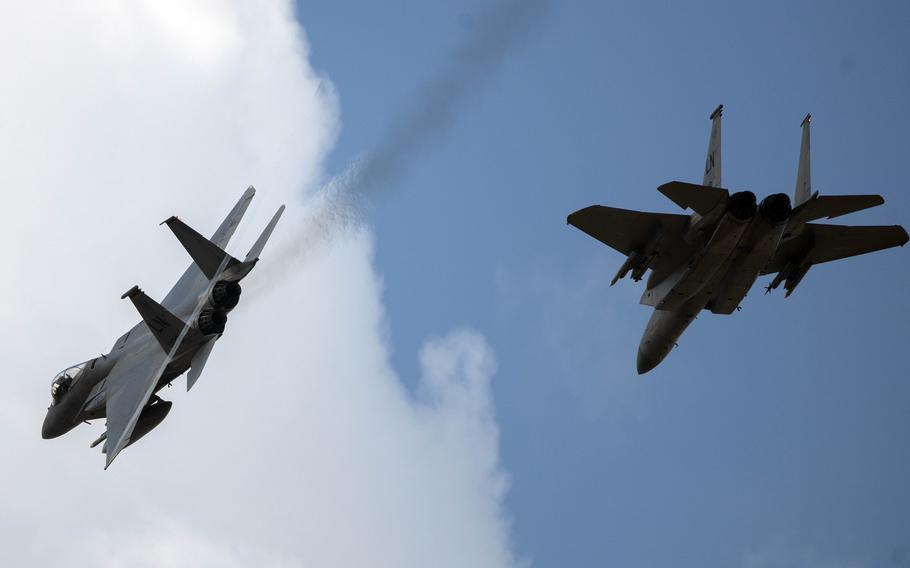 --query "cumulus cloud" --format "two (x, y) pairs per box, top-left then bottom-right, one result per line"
(0, 1), (519, 566)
